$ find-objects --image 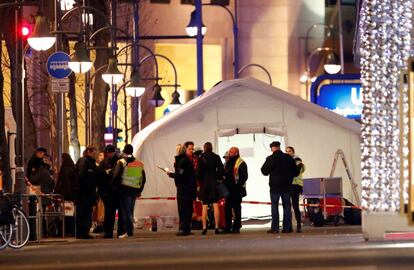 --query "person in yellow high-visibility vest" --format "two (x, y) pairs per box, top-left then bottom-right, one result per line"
(286, 146), (305, 233)
(223, 147), (248, 234)
(113, 144), (146, 238)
